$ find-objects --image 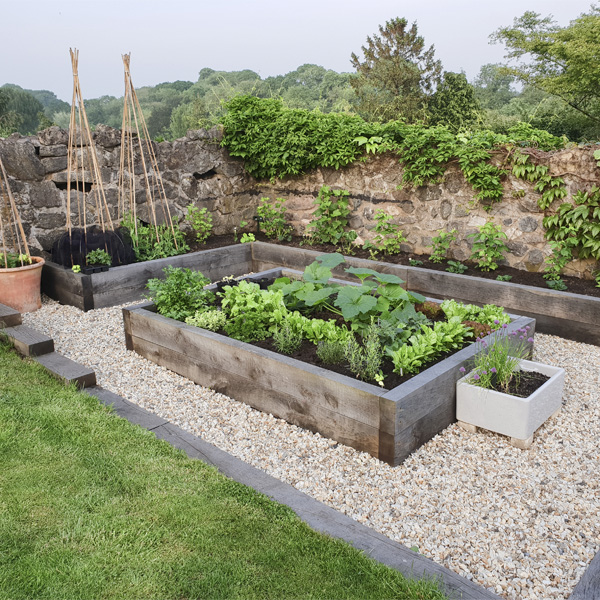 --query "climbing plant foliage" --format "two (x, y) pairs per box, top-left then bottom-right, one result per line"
(221, 96), (570, 211)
